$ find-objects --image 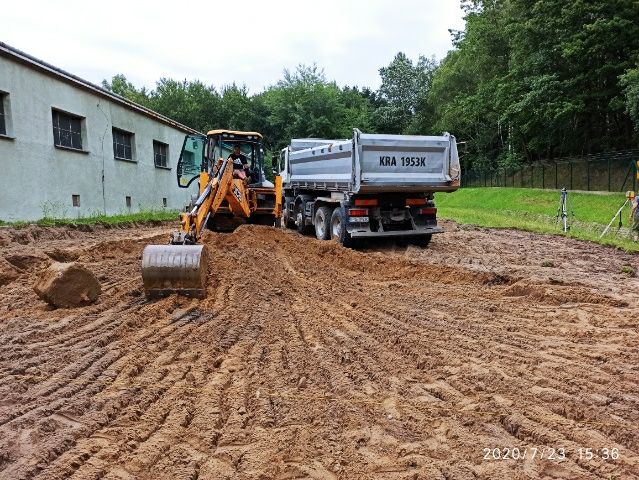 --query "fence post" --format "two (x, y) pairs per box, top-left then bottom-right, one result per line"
(531, 165), (534, 188)
(570, 161), (573, 190)
(541, 164), (545, 189)
(607, 157), (611, 192)
(555, 162), (558, 189)
(587, 161), (590, 191)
